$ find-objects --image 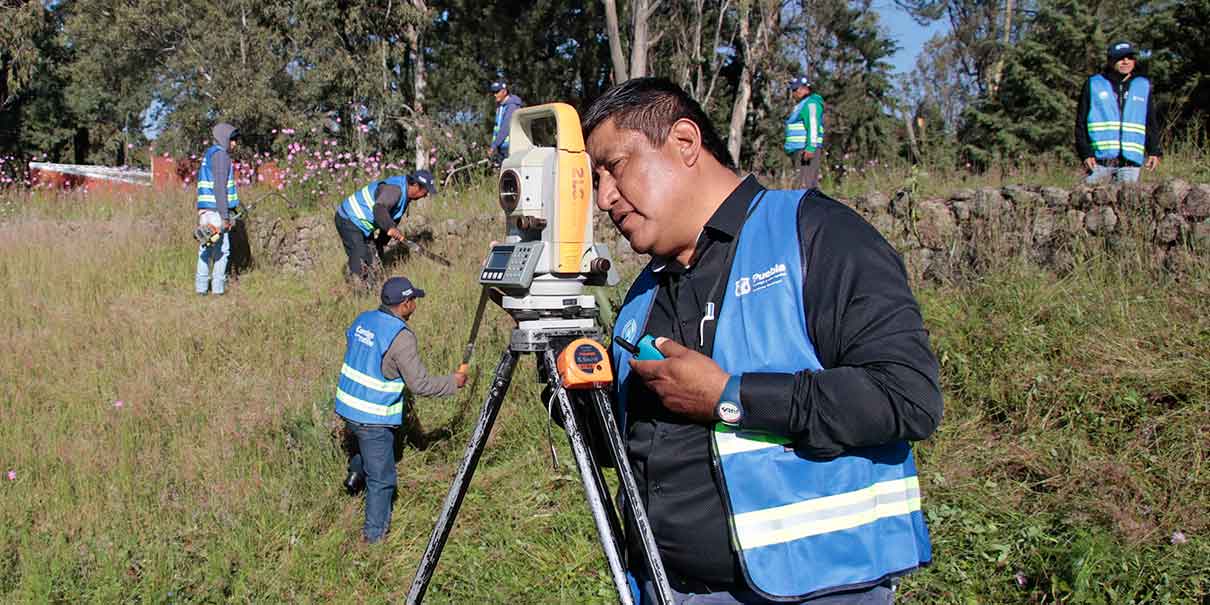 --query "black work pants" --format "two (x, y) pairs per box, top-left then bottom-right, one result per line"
(334, 211), (388, 282)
